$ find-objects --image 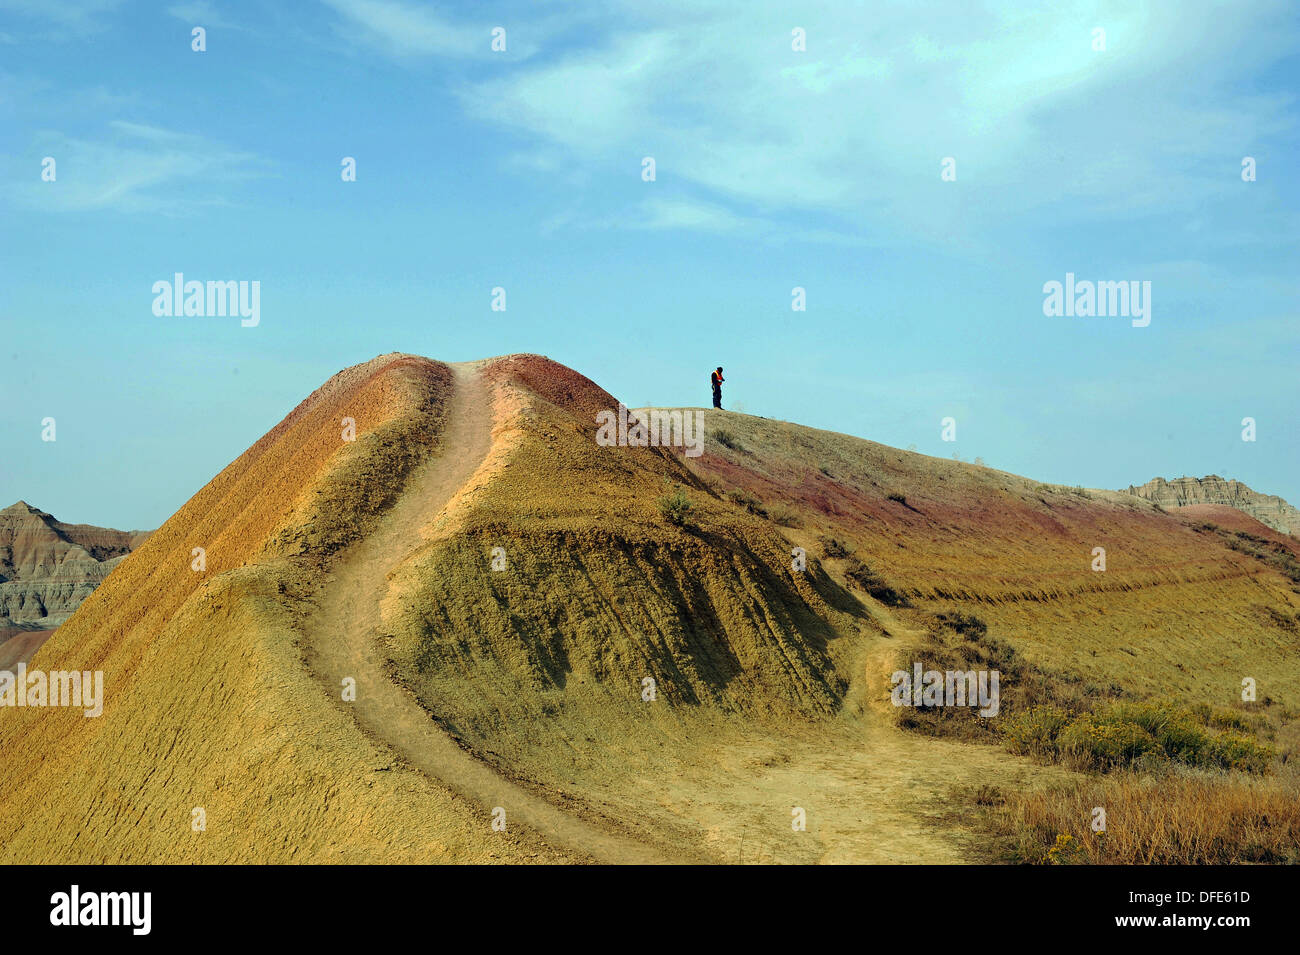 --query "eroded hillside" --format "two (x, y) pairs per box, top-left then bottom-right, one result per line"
(4, 353), (1295, 864)
(0, 355), (570, 863)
